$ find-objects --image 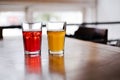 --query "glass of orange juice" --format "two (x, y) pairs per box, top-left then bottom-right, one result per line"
(47, 22), (66, 55)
